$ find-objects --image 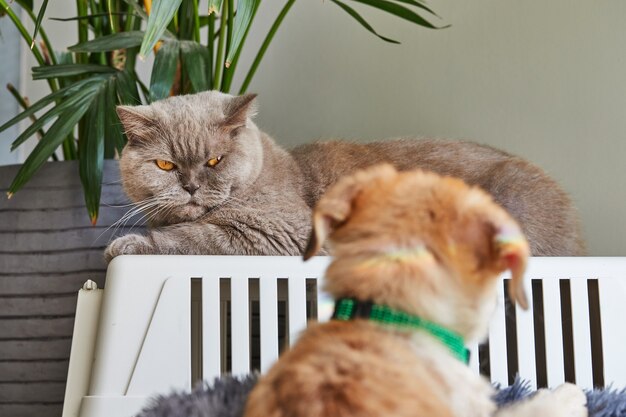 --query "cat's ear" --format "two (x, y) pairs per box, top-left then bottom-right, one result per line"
(303, 164), (397, 260)
(116, 105), (155, 142)
(223, 93), (258, 129)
